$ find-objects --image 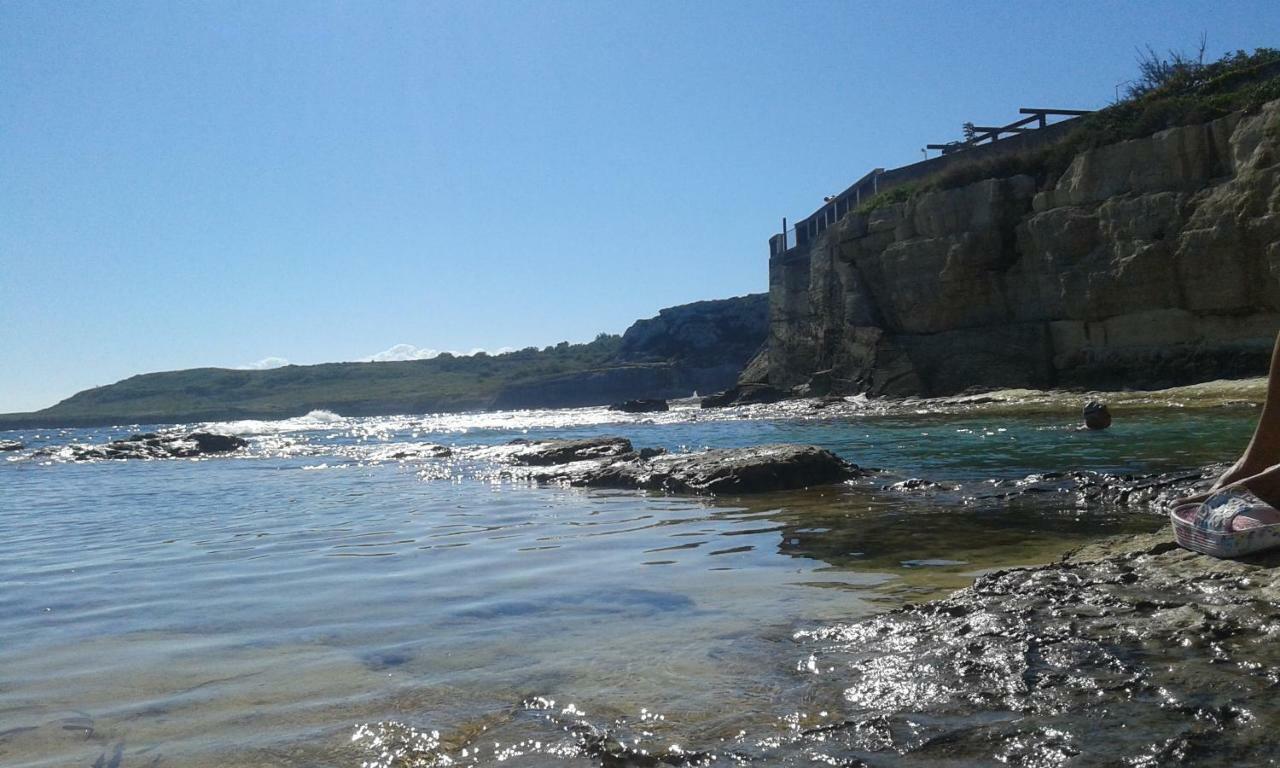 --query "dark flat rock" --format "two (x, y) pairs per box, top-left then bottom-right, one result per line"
(699, 384), (789, 408)
(0, 440), (23, 452)
(188, 432), (248, 453)
(608, 398), (669, 413)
